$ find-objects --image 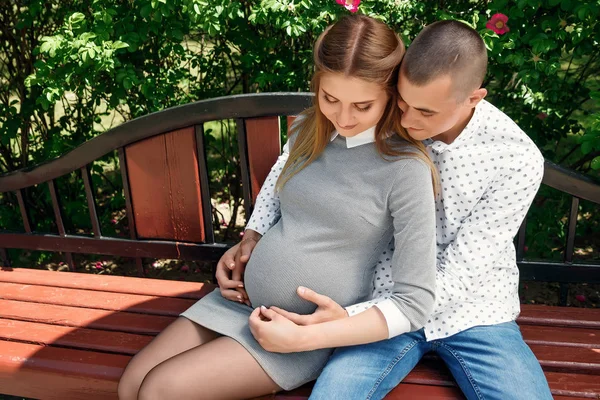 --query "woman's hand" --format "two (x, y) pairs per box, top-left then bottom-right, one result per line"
(215, 230), (261, 305)
(249, 306), (307, 353)
(270, 286), (348, 325)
